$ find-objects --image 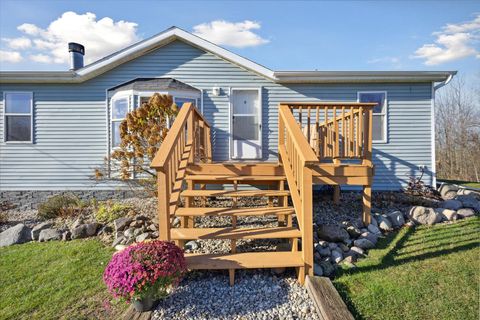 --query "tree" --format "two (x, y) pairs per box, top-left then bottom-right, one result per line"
(435, 76), (480, 182)
(95, 93), (178, 196)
